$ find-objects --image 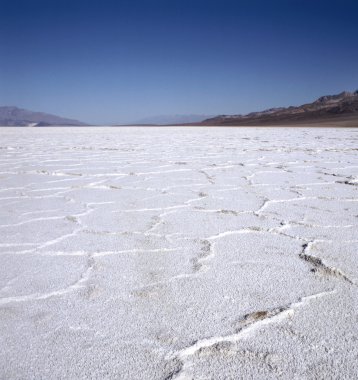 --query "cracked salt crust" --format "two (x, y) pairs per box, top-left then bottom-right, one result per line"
(0, 126), (357, 379)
